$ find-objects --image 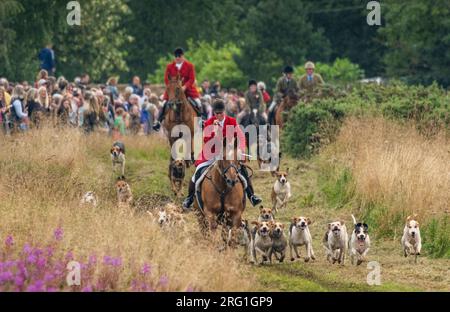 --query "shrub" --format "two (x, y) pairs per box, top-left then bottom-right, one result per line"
(283, 81), (449, 158)
(422, 217), (450, 259)
(282, 105), (334, 158)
